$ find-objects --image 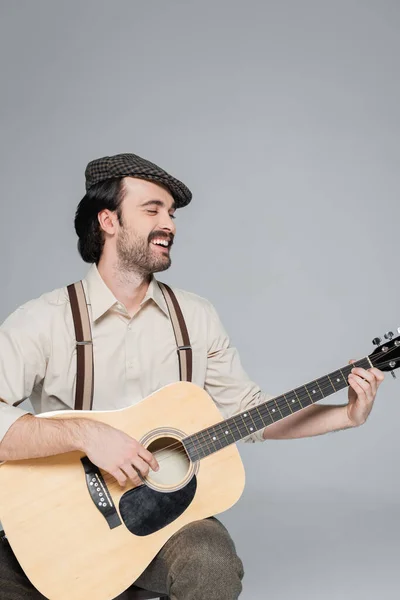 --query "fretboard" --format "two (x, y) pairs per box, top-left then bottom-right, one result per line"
(183, 357), (371, 461)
